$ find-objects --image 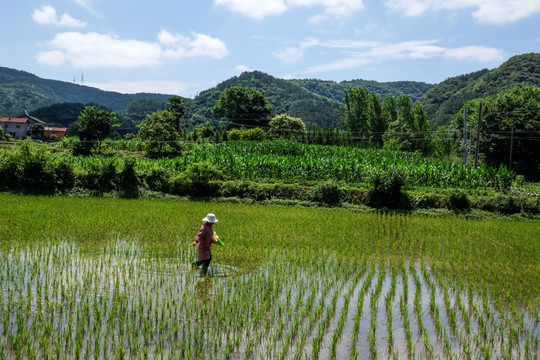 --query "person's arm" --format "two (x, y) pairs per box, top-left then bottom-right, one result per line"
(190, 227), (203, 246)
